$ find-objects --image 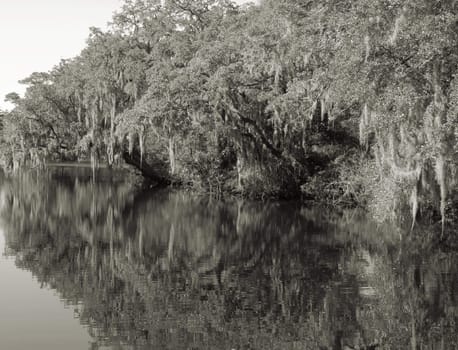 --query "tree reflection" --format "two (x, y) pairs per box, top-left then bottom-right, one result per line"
(0, 172), (457, 349)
